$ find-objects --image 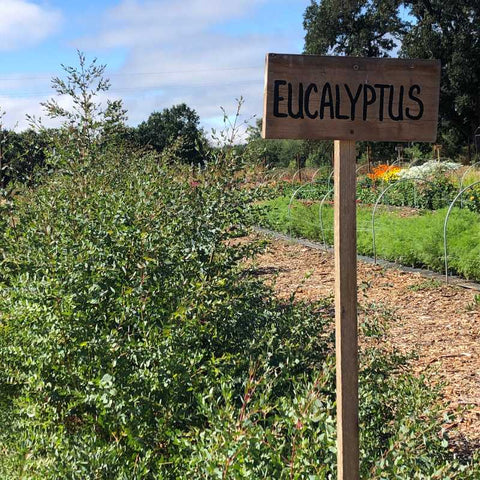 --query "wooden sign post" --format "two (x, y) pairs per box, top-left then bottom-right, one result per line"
(333, 139), (358, 479)
(263, 53), (440, 479)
